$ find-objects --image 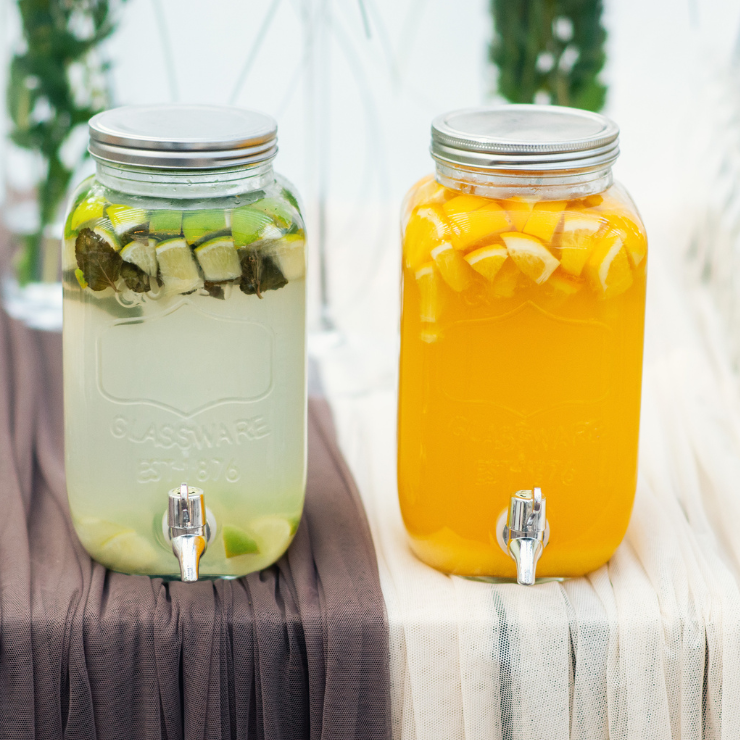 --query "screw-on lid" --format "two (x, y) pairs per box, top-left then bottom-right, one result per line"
(88, 104), (277, 170)
(431, 105), (619, 172)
